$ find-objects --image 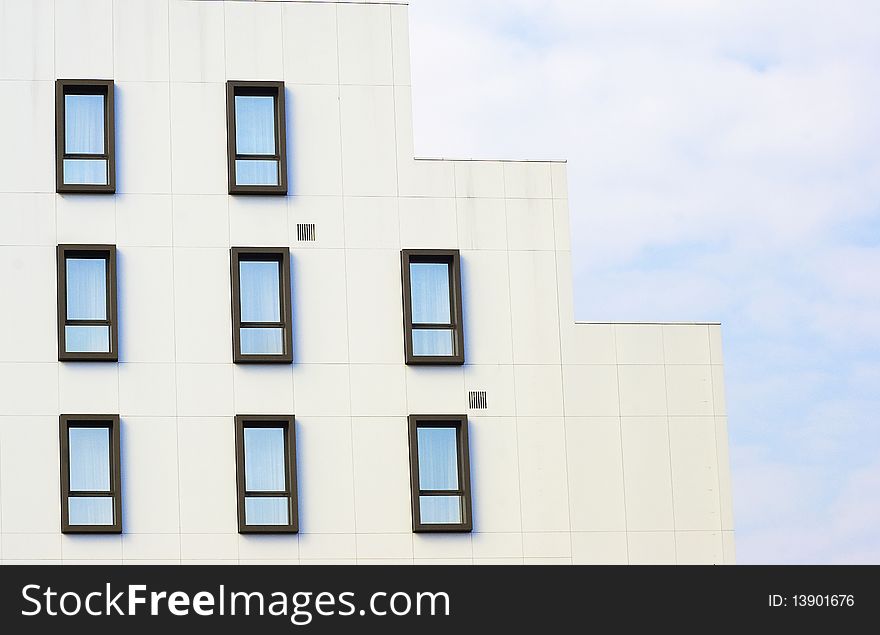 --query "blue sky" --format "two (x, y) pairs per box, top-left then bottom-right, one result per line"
(409, 0), (880, 564)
